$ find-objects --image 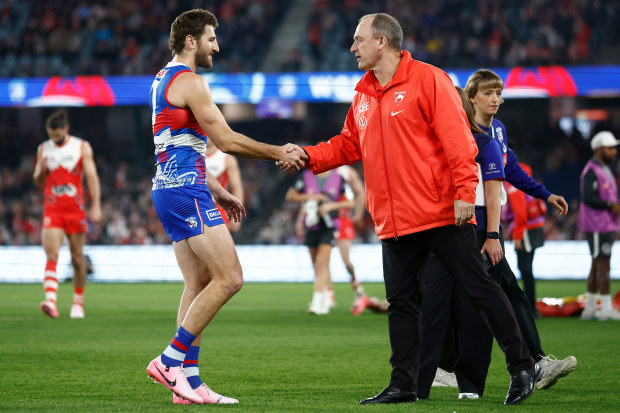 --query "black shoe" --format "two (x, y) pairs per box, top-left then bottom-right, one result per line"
(360, 385), (418, 405)
(504, 364), (542, 405)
